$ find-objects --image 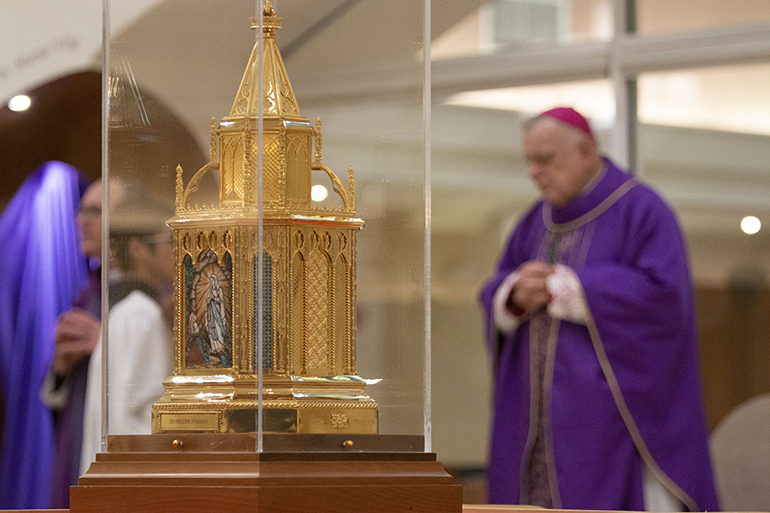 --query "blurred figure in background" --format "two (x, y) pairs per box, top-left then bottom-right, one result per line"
(0, 161), (90, 509)
(79, 180), (174, 474)
(40, 178), (103, 508)
(480, 107), (718, 511)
